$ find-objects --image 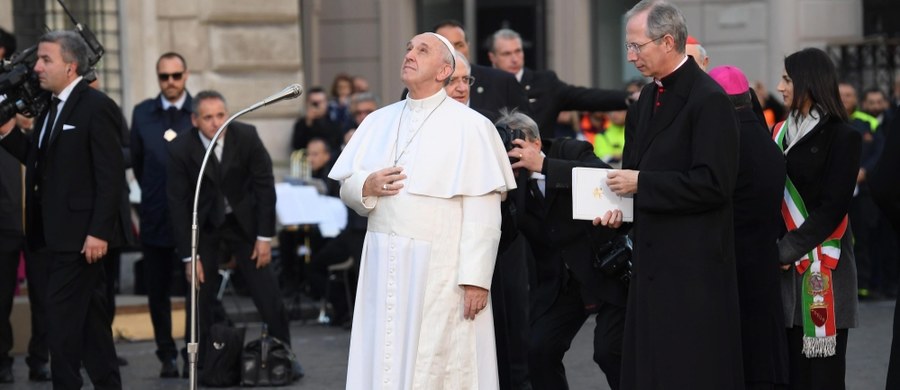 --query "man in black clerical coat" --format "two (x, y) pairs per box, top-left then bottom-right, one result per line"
(598, 2), (744, 388)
